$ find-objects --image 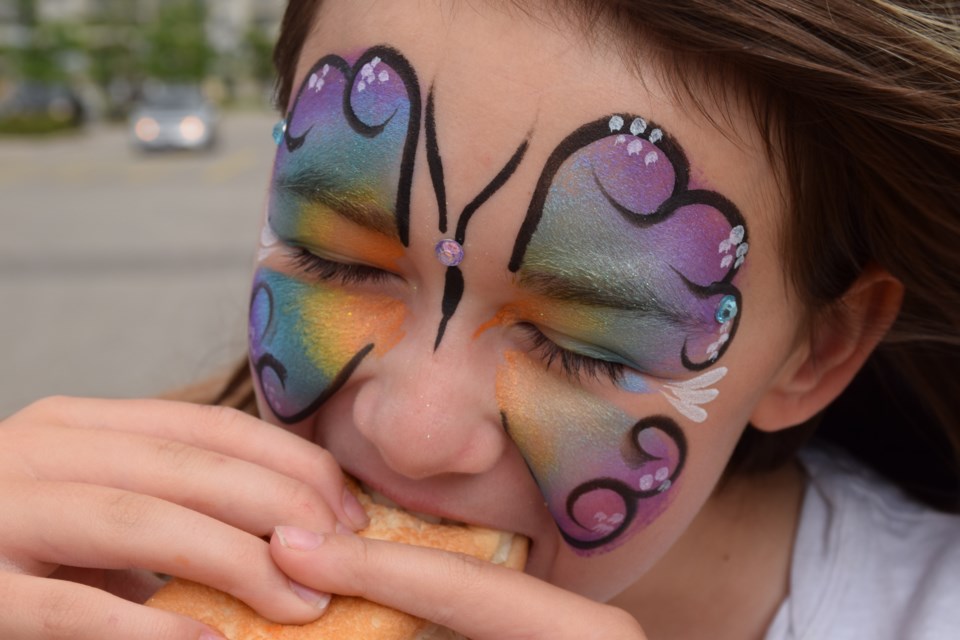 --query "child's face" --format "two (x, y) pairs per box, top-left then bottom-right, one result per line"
(250, 0), (801, 599)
